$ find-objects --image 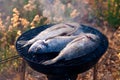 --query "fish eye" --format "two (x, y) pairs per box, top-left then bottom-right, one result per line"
(41, 41), (48, 47)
